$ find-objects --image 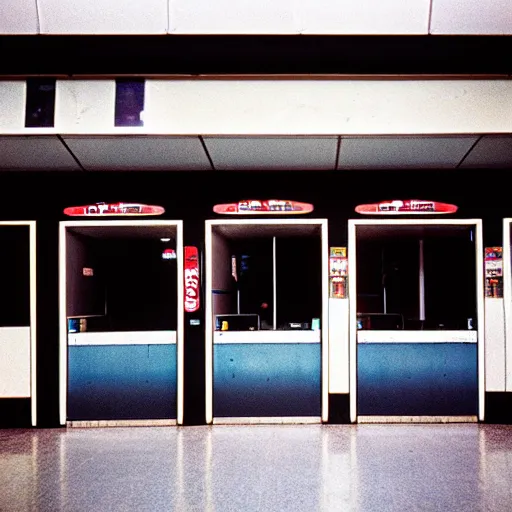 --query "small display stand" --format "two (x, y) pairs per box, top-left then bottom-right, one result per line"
(485, 247), (503, 298)
(330, 247), (348, 298)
